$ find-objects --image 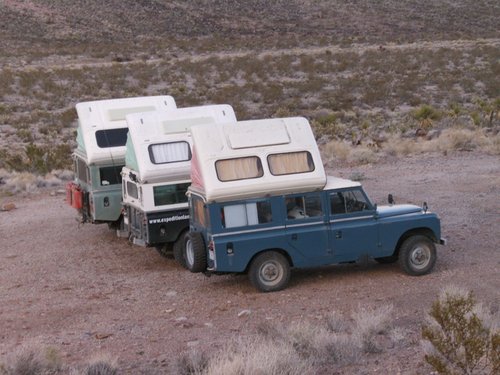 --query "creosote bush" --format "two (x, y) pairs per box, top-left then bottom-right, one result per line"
(422, 286), (499, 375)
